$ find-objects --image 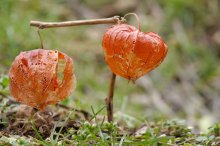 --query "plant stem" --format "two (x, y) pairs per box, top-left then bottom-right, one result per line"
(37, 29), (44, 49)
(30, 16), (120, 29)
(105, 73), (116, 122)
(123, 13), (141, 31)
